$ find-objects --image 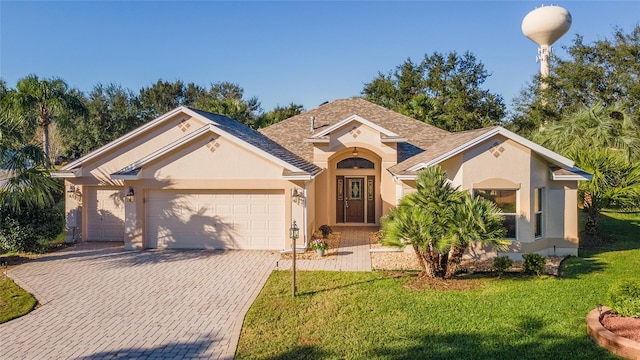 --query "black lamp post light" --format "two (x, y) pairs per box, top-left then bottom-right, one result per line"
(290, 220), (299, 297)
